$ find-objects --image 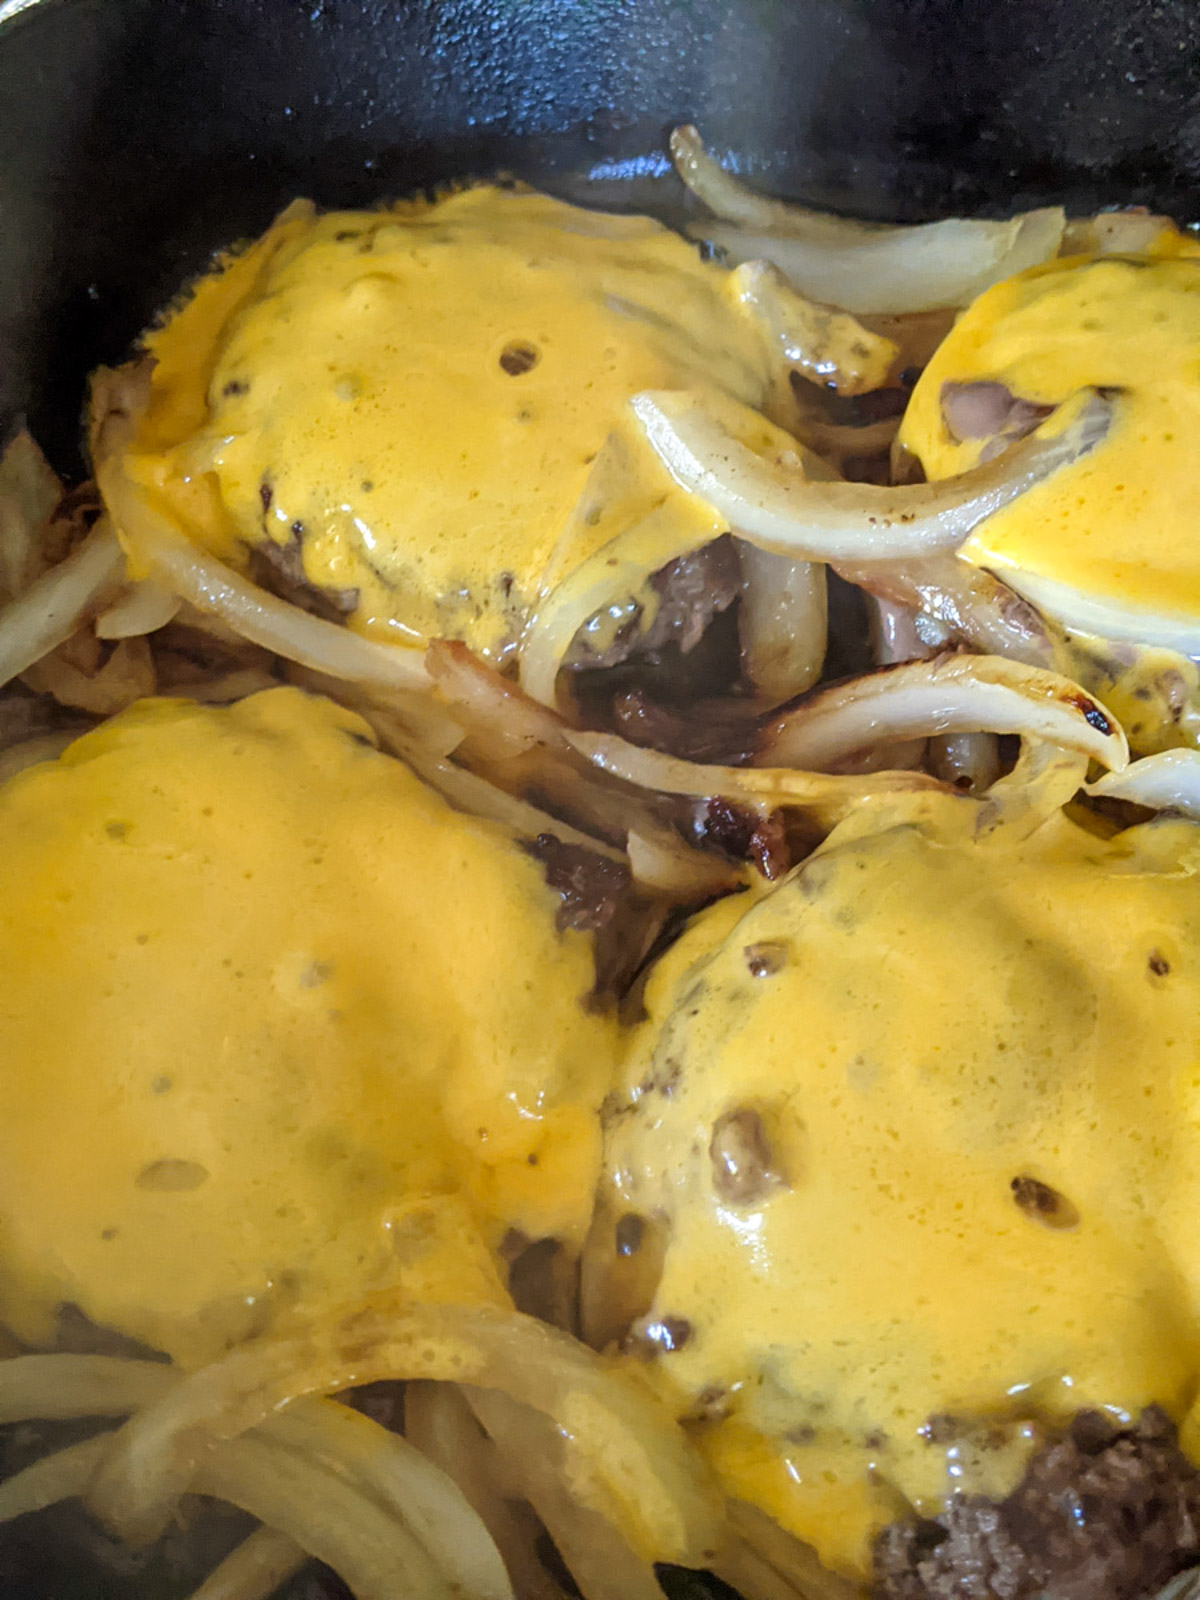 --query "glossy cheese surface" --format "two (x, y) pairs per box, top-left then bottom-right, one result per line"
(122, 188), (782, 657)
(0, 688), (616, 1366)
(899, 252), (1200, 626)
(608, 790), (1200, 1576)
